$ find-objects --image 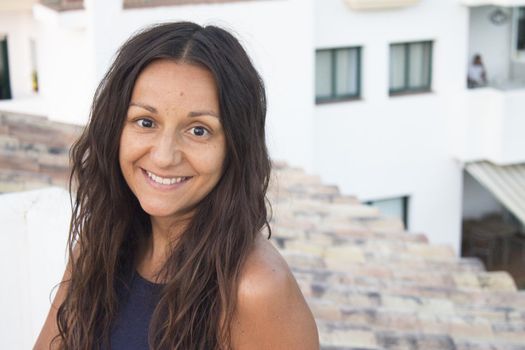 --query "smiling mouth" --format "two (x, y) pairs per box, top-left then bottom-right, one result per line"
(142, 169), (192, 186)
